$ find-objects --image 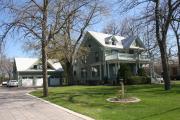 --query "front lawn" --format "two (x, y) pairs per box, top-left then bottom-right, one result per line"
(31, 84), (180, 120)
